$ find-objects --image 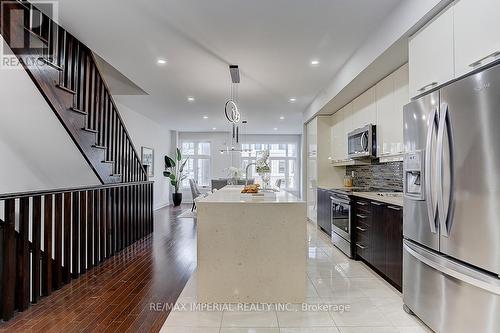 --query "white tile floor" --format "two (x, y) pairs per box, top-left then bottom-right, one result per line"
(160, 223), (432, 333)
